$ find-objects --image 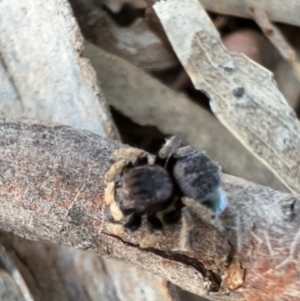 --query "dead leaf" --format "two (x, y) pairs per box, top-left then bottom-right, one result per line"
(154, 0), (300, 194)
(83, 42), (288, 192)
